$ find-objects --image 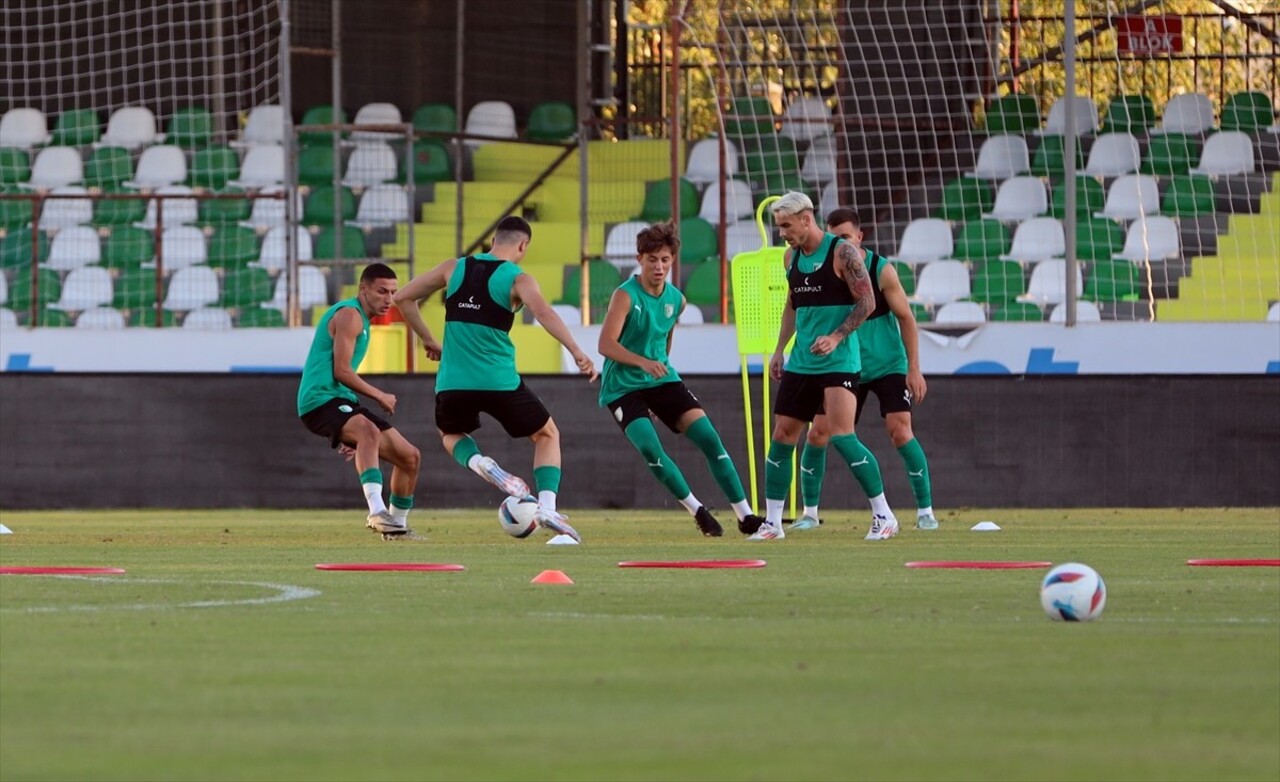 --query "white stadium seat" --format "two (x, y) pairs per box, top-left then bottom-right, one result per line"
(0, 108), (51, 147)
(124, 145), (188, 189)
(1113, 215), (1181, 264)
(893, 218), (954, 265)
(1000, 217), (1065, 264)
(966, 134), (1030, 180)
(1039, 95), (1098, 137)
(97, 107), (160, 149)
(19, 146), (84, 190)
(910, 260), (971, 306)
(45, 224), (102, 270)
(464, 101), (517, 146)
(1083, 132), (1141, 177)
(75, 306), (126, 329)
(983, 176), (1048, 221)
(1049, 300), (1102, 322)
(163, 265), (220, 311)
(1189, 131), (1256, 176)
(1096, 174), (1160, 221)
(1018, 259), (1083, 305)
(1151, 93), (1215, 136)
(933, 300), (987, 324)
(685, 138), (738, 185)
(235, 105), (285, 147)
(51, 266), (114, 310)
